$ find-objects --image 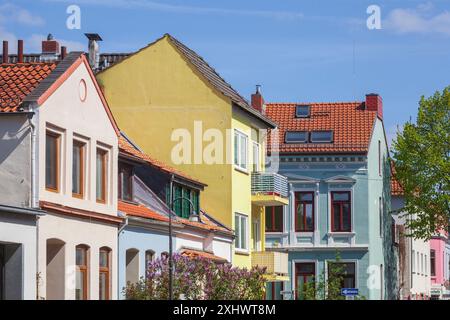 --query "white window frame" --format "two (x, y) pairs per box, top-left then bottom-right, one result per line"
(252, 141), (260, 173)
(324, 259), (359, 289)
(234, 129), (248, 173)
(235, 212), (249, 253)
